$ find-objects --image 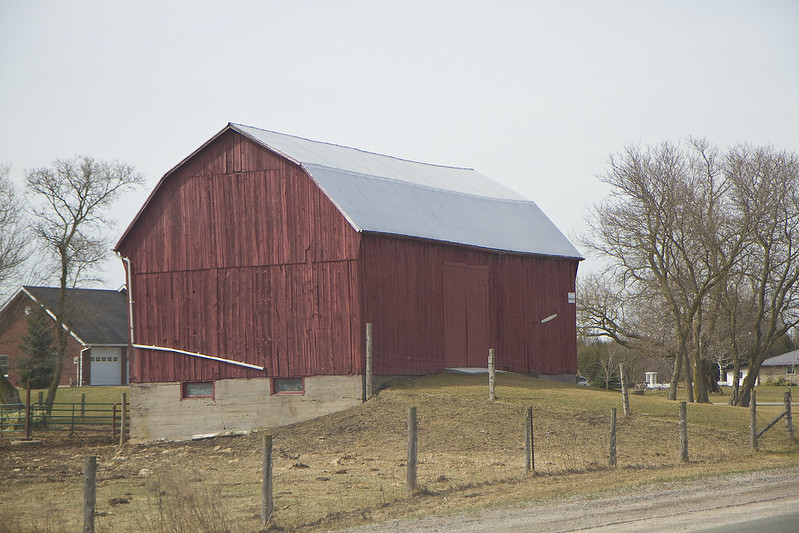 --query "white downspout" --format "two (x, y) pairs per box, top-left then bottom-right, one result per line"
(116, 252), (135, 346)
(114, 251), (264, 372)
(131, 344), (265, 370)
(79, 347), (89, 387)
